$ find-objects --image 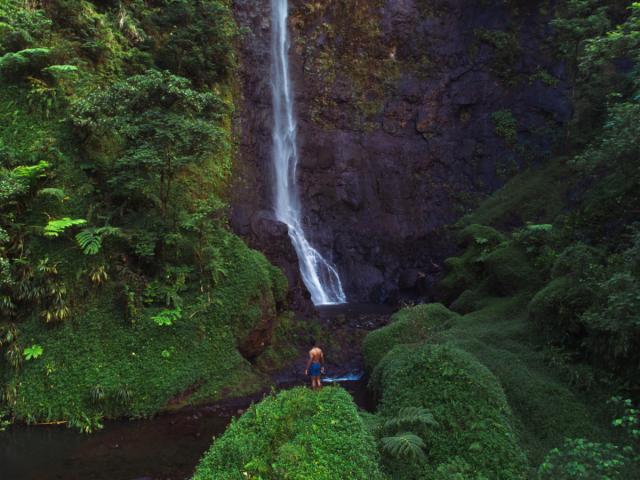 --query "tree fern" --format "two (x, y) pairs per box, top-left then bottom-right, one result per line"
(75, 229), (101, 255)
(384, 407), (439, 430)
(75, 226), (122, 255)
(381, 432), (427, 461)
(43, 218), (86, 237)
(37, 188), (66, 201)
